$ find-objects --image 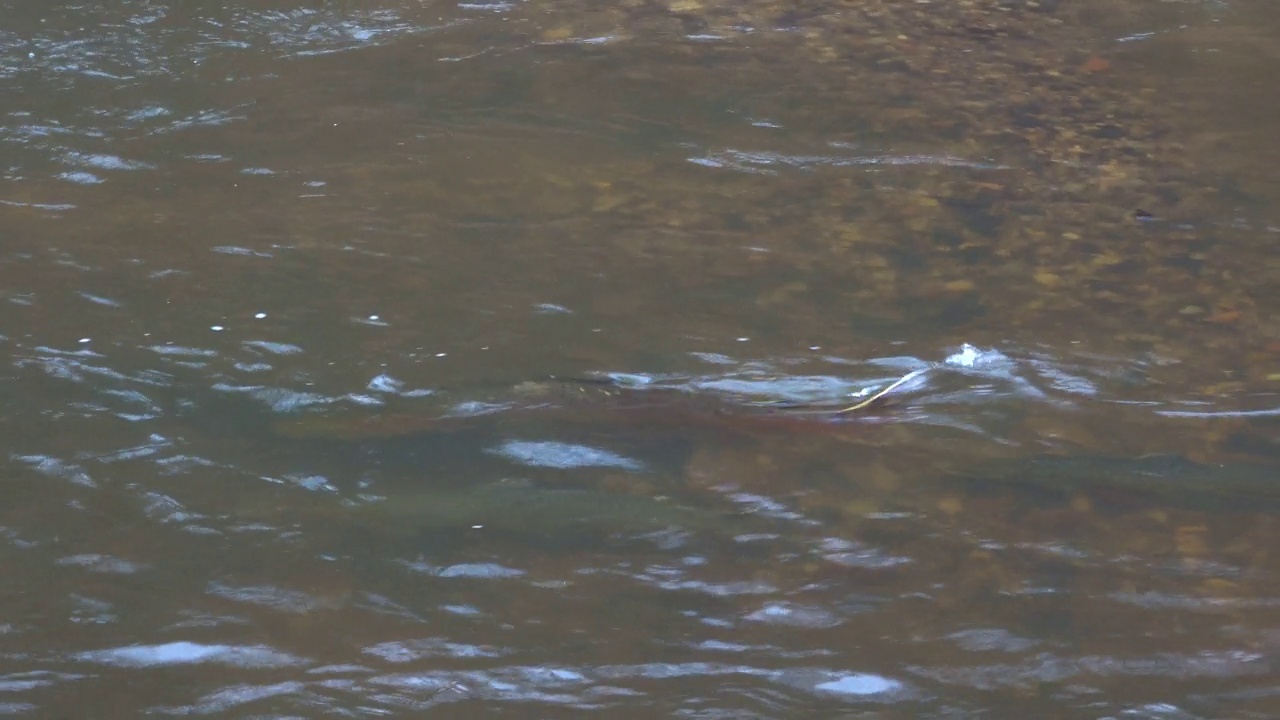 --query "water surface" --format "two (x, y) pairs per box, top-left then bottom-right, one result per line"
(3, 0), (1279, 717)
